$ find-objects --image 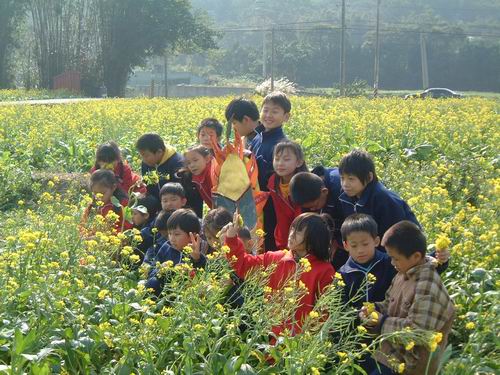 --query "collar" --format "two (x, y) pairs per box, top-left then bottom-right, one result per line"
(261, 126), (285, 140)
(157, 145), (177, 166)
(342, 249), (385, 273)
(339, 180), (378, 207)
(403, 256), (435, 279)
